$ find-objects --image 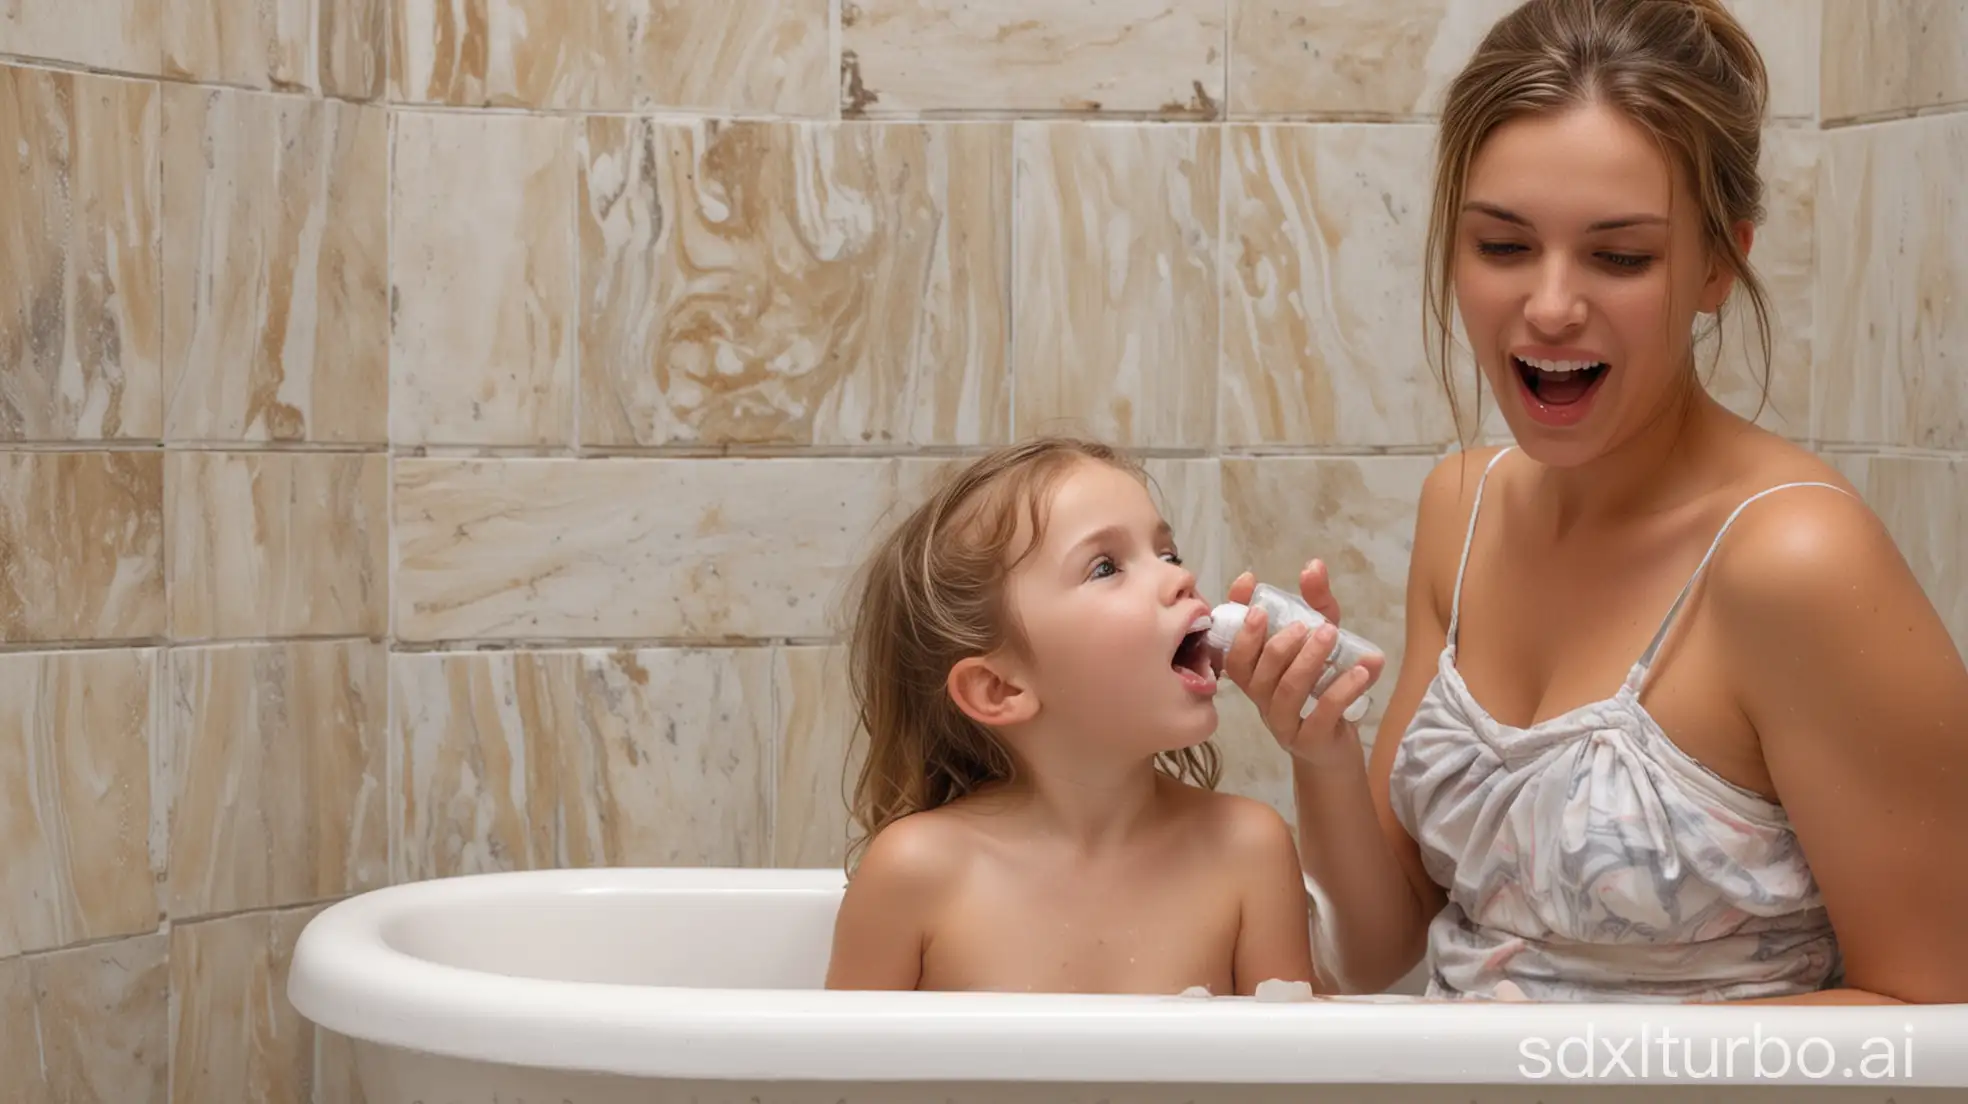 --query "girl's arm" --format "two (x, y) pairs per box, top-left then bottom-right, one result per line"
(1715, 487), (1968, 1005)
(823, 819), (951, 991)
(1227, 798), (1318, 995)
